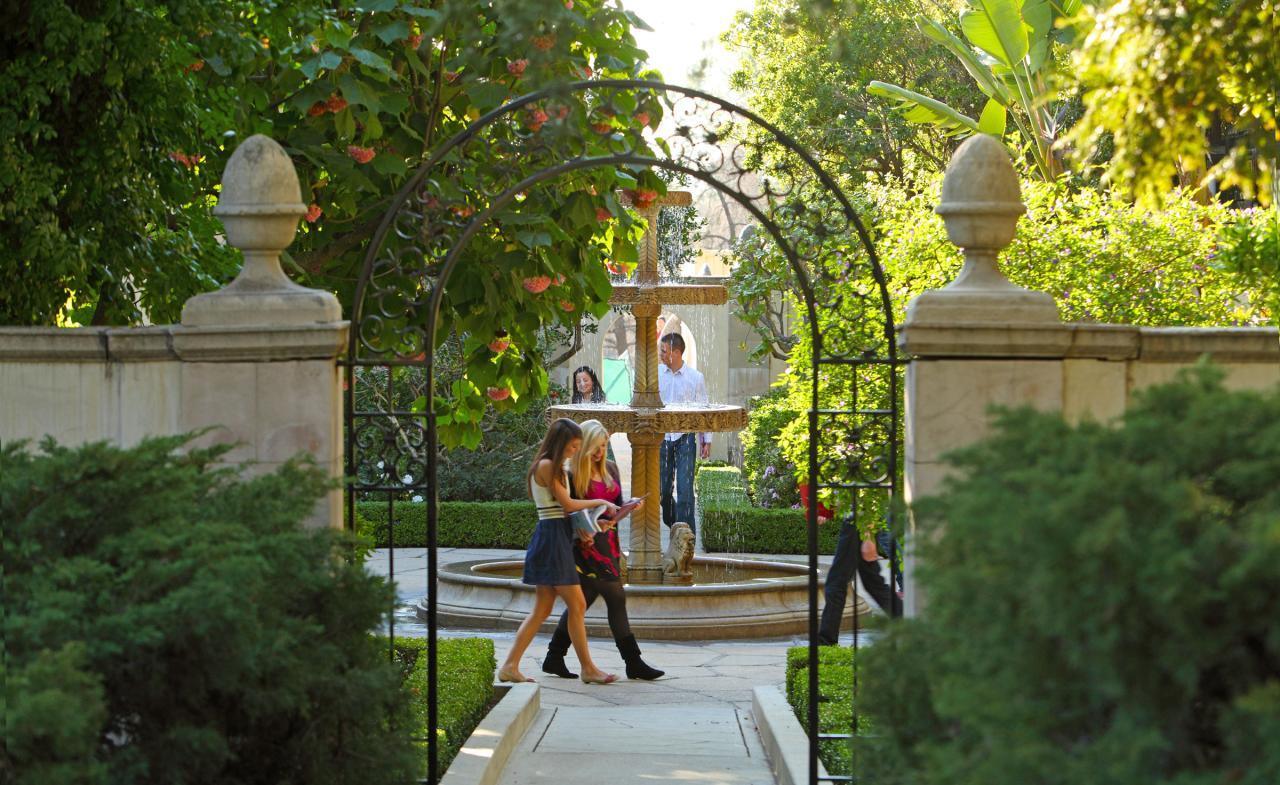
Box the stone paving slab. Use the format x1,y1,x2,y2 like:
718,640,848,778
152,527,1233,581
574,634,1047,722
504,705,775,785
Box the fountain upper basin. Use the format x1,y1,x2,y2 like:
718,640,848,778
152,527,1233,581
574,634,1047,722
421,555,868,640
545,403,748,435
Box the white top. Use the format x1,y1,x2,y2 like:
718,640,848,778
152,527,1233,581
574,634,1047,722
530,470,566,519
658,362,711,445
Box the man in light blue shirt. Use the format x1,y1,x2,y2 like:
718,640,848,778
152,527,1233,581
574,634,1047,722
658,333,710,536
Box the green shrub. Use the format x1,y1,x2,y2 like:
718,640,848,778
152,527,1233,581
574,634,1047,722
1212,207,1280,321
871,175,1270,326
358,501,536,548
1,435,419,785
785,646,870,777
697,466,840,554
857,366,1280,785
740,387,801,508
392,637,496,777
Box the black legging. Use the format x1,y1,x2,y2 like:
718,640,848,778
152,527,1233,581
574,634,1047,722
548,576,631,653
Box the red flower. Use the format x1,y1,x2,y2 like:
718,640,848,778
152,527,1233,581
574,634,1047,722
307,101,327,117
552,104,570,120
168,151,200,169
590,121,613,134
488,335,511,352
633,111,650,127
555,274,566,285
305,203,323,223
486,386,511,401
559,300,575,312
565,0,574,8
580,65,593,78
522,276,552,293
507,59,528,77
525,107,548,132
346,145,375,164
407,33,423,49
450,204,475,218
531,34,556,52
633,188,658,208
325,94,348,113
595,207,612,221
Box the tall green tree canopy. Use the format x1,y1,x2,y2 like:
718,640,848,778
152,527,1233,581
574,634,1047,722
723,0,984,184
1069,0,1278,206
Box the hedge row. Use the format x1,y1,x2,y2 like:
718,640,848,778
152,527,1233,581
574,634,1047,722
785,645,868,778
698,466,840,554
357,501,536,548
392,637,496,776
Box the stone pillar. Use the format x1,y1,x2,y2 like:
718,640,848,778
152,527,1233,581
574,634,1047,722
630,301,663,408
178,135,348,529
627,429,665,584
899,135,1067,615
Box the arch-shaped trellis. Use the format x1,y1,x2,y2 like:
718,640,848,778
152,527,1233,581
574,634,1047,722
342,80,903,785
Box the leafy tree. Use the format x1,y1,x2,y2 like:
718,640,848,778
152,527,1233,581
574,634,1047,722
3,0,664,445
868,0,1084,181
2,435,419,785
0,0,287,326
1068,0,1278,206
723,0,983,184
857,366,1280,785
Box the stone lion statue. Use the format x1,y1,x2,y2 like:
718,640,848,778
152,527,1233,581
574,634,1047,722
662,522,695,580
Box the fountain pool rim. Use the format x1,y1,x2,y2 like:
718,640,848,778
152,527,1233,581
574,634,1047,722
440,556,814,595
421,554,869,640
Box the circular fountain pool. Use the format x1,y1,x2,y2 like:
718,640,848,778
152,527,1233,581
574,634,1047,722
420,556,869,640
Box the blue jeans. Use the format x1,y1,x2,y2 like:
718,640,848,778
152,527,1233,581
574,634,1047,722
659,434,697,535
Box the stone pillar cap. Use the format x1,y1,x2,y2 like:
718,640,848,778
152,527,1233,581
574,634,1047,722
213,134,307,217
936,135,1025,217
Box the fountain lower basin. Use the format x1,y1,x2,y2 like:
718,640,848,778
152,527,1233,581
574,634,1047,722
421,556,869,640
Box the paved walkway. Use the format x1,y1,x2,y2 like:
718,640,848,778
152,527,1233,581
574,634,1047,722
368,547,877,785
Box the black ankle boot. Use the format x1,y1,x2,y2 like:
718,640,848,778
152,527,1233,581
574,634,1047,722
541,628,577,679
617,634,664,680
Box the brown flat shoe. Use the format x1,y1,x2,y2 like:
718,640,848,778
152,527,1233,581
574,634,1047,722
497,668,535,683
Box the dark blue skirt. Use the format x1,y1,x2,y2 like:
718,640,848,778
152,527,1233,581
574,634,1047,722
522,516,579,586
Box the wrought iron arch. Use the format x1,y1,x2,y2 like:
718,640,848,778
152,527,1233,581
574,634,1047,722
343,80,903,785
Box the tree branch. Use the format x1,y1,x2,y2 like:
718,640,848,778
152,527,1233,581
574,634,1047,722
295,216,384,275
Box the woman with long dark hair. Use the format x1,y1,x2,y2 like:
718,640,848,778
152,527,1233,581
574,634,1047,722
571,365,606,404
497,418,619,684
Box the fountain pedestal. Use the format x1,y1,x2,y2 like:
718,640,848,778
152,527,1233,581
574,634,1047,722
547,190,748,584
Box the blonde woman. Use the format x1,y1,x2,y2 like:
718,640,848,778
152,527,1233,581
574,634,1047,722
541,420,665,680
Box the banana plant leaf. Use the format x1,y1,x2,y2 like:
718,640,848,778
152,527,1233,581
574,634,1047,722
867,81,980,137
960,0,1031,68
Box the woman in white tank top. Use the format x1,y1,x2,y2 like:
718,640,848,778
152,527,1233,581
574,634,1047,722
497,418,619,684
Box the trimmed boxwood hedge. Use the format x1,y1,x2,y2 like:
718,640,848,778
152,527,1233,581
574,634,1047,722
698,466,840,554
392,636,496,776
358,501,535,548
785,645,868,777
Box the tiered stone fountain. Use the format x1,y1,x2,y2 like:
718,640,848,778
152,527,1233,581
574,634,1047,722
423,191,868,639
